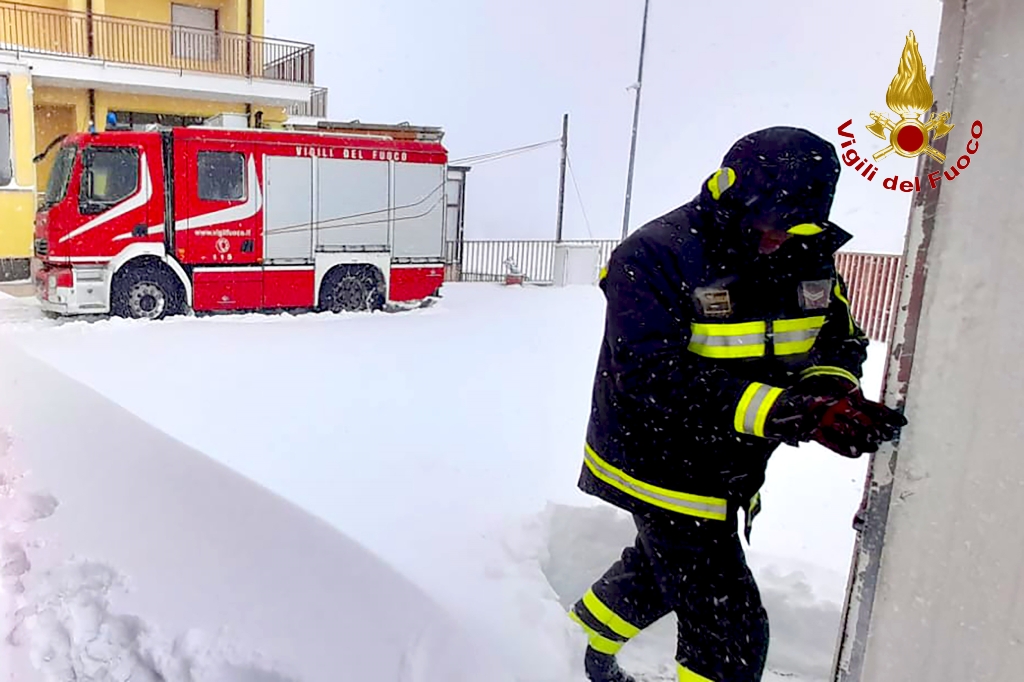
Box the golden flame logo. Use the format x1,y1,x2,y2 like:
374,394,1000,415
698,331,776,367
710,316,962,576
866,31,954,163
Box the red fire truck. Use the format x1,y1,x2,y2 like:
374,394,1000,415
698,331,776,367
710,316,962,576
32,124,449,319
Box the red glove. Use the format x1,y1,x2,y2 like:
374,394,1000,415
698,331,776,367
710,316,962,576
810,395,908,458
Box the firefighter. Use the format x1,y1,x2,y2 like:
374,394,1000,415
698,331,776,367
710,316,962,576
570,126,907,682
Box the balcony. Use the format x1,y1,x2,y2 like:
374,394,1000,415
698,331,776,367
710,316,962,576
0,1,314,84
287,86,327,118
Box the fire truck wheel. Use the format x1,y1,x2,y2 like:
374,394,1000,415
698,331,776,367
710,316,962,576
320,265,385,313
111,265,183,320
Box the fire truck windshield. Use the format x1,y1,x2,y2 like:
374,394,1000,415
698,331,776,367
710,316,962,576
41,144,77,209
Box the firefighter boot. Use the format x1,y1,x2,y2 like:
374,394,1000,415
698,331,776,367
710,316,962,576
584,647,638,682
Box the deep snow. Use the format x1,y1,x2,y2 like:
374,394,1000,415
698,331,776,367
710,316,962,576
0,344,518,682
0,283,883,681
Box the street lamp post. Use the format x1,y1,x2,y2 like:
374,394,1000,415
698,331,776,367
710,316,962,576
620,0,650,241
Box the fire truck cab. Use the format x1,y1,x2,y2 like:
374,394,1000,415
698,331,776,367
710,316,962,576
32,124,450,318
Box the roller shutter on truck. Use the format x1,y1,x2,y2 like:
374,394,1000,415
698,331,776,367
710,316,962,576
316,158,391,252
391,161,446,260
263,155,314,263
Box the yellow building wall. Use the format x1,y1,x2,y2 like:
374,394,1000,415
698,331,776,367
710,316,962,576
104,0,256,34
0,191,36,260
0,72,38,260
34,86,90,130
17,0,265,34
34,103,78,196
250,0,264,36
21,0,72,9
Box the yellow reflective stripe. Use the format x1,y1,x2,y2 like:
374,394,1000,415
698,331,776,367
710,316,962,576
773,316,826,332
787,222,824,236
692,320,765,336
583,444,729,520
707,167,736,200
834,281,856,336
801,365,860,386
678,663,714,681
734,382,783,437
582,589,641,639
689,317,829,358
689,320,766,359
568,610,624,654
734,384,759,434
773,315,826,356
599,265,608,280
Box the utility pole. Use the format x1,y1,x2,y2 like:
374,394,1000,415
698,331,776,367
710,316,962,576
555,113,569,242
620,0,650,241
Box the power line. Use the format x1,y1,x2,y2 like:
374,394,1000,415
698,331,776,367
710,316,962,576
450,138,561,166
567,153,593,239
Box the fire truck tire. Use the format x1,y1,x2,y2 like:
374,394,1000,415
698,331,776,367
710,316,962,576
111,264,184,321
319,265,385,313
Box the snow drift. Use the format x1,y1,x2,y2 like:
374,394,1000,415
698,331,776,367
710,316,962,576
0,283,880,681
0,338,516,682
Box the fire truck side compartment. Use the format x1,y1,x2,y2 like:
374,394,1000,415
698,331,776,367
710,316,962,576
392,162,446,260
263,155,314,263
316,158,390,251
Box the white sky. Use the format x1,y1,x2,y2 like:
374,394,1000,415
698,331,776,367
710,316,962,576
266,0,945,253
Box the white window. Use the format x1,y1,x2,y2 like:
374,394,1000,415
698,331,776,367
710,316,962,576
171,4,218,61
0,75,12,187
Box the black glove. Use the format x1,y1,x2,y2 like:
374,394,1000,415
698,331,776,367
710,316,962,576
762,384,844,445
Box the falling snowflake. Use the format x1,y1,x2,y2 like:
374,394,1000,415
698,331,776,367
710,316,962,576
775,150,806,171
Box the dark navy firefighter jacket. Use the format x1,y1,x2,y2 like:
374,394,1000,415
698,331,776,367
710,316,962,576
578,127,869,535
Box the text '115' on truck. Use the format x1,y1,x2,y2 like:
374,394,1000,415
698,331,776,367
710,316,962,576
32,123,452,319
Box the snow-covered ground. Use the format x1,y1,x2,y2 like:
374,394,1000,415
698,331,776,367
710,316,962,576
0,284,881,681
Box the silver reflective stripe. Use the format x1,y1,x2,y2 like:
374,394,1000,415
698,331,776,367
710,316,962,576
582,448,727,518
774,328,821,345
689,333,763,347
742,384,777,435
717,169,732,196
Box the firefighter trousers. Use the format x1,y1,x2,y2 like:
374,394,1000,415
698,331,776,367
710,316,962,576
570,509,769,682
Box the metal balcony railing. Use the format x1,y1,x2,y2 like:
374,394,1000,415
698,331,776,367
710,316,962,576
0,1,314,84
287,87,328,118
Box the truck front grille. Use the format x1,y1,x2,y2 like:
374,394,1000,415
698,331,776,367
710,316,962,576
34,238,48,257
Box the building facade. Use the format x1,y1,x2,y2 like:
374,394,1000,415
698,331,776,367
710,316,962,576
0,0,326,280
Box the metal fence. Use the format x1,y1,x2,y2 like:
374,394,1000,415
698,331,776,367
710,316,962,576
287,87,328,118
835,251,903,344
445,239,619,284
0,1,315,84
445,239,904,343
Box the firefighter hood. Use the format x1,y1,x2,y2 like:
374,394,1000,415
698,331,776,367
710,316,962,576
699,126,842,254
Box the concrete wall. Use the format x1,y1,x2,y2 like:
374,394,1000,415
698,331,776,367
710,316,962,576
833,1,1024,680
